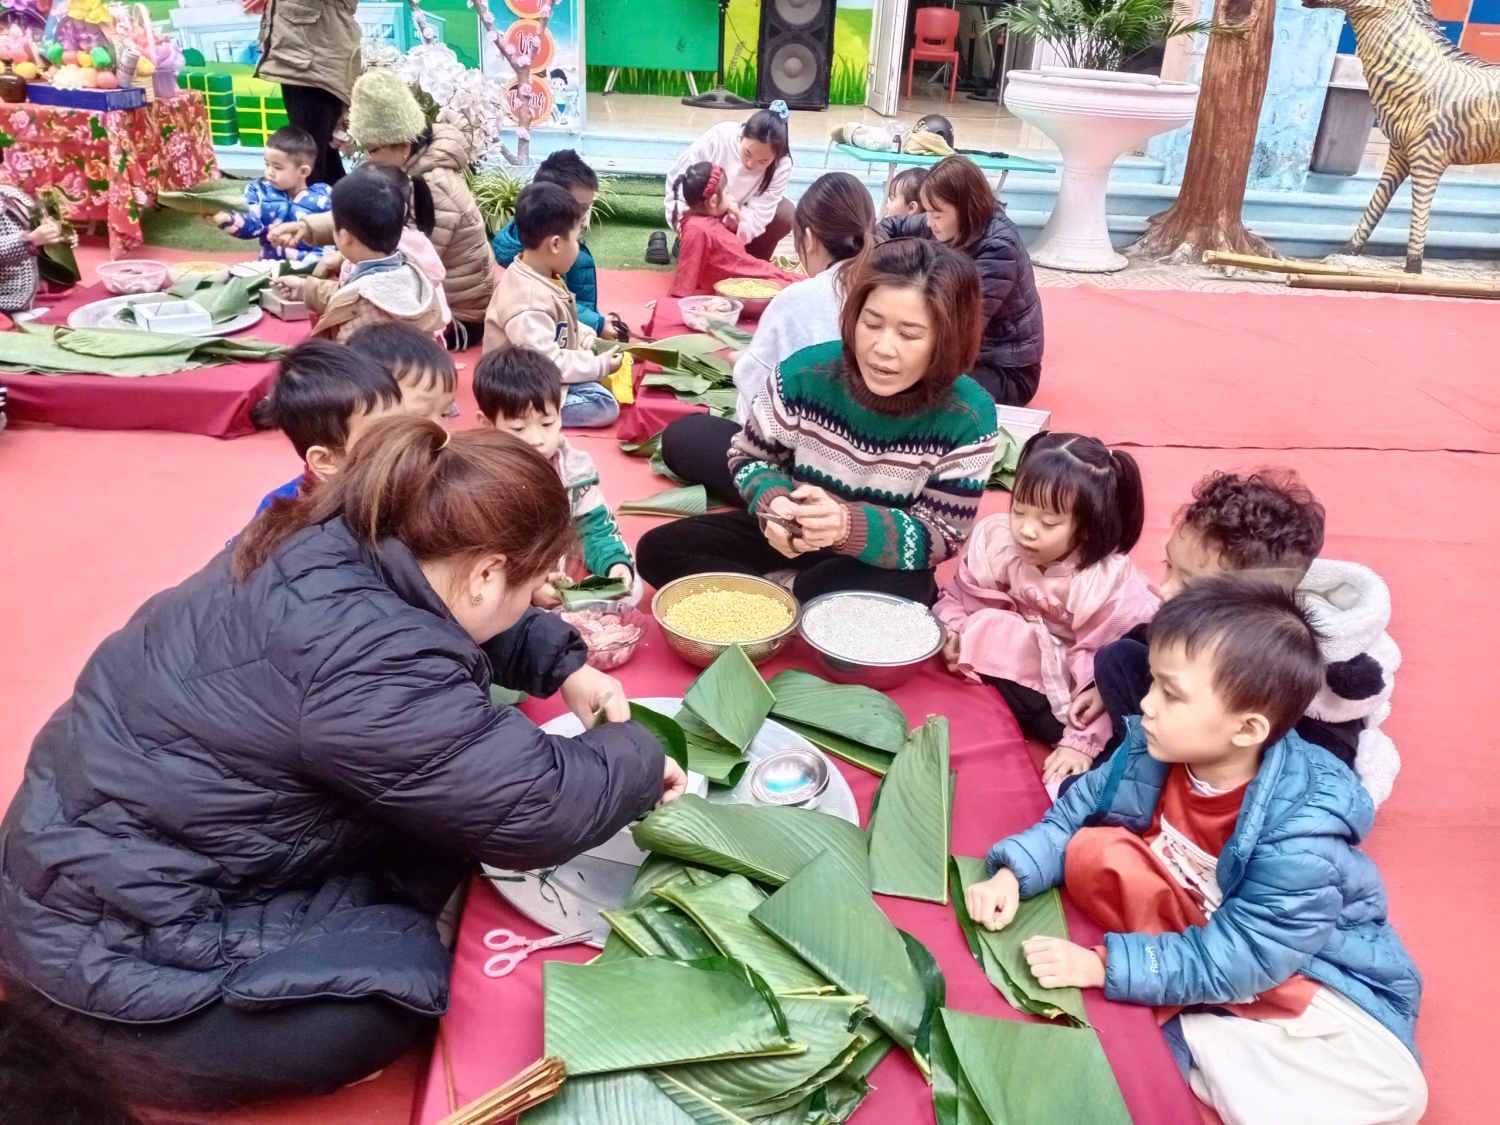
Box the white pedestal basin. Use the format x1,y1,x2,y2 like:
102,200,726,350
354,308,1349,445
1004,67,1200,272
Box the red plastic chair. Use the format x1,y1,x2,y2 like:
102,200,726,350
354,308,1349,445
906,7,961,102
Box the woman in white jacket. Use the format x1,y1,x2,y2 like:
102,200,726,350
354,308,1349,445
657,172,875,499
663,104,794,260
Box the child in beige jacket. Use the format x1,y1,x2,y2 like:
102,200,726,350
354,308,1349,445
483,182,622,428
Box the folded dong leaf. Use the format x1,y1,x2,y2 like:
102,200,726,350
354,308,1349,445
652,873,832,996
652,994,869,1109
619,431,664,458
674,705,749,787
771,717,895,776
750,852,938,1071
767,670,910,755
543,956,802,1076
630,795,871,892
624,333,723,367
617,484,709,518
628,703,690,778
949,856,1089,1027
868,717,952,904
930,1007,1130,1125
684,645,775,752
154,178,249,214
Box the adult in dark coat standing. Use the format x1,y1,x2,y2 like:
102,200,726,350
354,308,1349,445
880,155,1044,406
0,419,683,1111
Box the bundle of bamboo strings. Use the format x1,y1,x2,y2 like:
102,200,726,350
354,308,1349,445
434,1057,565,1125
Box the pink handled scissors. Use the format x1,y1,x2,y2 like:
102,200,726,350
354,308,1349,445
482,927,593,978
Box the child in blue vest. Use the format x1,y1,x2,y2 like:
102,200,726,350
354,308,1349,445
967,575,1426,1125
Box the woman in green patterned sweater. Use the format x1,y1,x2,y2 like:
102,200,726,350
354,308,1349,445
636,239,1000,604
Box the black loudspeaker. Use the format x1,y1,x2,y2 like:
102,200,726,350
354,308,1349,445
757,0,837,111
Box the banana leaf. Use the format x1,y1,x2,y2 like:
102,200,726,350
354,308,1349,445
949,856,1089,1027
767,670,910,755
736,1020,886,1118
679,388,742,418
750,852,940,1071
193,274,256,324
868,717,952,904
654,994,869,1110
681,352,734,385
155,178,249,215
645,370,716,396
986,427,1023,493
631,794,871,892
706,320,753,349
653,873,832,996
618,484,709,518
675,705,749,786
38,242,80,287
620,431,663,457
629,703,690,778
624,333,723,367
684,644,774,752
0,324,287,378
520,1069,702,1125
773,717,894,776
625,853,723,910
558,574,629,606
929,1008,1130,1125
489,684,528,706
543,956,801,1076
591,930,641,963
639,904,720,961
601,903,673,957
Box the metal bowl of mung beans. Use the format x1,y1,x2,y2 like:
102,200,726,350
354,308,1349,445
797,591,947,690
651,573,801,667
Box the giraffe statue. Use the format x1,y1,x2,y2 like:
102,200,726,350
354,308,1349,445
1305,0,1500,272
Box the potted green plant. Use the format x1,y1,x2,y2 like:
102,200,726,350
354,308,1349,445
992,0,1211,271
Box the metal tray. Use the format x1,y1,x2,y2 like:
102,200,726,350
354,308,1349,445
68,294,264,337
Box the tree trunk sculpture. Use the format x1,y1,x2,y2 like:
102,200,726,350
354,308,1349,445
1138,0,1279,262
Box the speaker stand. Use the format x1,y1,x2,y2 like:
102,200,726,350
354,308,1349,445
683,0,754,109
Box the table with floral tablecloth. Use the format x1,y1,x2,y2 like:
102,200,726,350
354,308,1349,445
0,92,217,257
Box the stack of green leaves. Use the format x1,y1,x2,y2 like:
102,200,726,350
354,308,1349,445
554,574,630,607
627,333,740,418
868,718,953,903
986,427,1023,492
949,856,1089,1026
930,1007,1130,1125
766,670,911,776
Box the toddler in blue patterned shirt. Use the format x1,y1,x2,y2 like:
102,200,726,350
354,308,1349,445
210,127,331,263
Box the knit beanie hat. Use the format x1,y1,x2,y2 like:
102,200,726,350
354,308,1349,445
349,68,426,150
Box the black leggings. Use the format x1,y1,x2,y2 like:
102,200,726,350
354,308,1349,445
8,981,432,1111
660,413,746,506
281,84,348,188
969,361,1042,407
984,676,1066,746
636,509,938,605
744,197,796,261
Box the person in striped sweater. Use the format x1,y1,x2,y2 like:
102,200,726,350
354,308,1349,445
636,239,1000,605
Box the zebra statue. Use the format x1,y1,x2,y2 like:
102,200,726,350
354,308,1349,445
1306,0,1500,272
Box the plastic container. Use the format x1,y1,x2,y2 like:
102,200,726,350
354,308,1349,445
678,294,743,333
132,298,212,335
555,601,649,671
96,258,168,294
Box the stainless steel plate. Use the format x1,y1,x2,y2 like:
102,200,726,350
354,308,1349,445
67,294,264,337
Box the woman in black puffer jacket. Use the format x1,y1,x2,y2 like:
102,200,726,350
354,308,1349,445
0,417,683,1111
880,155,1043,406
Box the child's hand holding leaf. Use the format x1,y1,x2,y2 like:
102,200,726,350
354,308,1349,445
1023,936,1105,989
965,867,1020,931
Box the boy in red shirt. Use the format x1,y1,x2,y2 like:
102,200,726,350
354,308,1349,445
967,576,1426,1125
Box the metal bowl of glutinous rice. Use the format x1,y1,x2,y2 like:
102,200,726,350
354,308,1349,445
798,591,946,690
652,573,801,667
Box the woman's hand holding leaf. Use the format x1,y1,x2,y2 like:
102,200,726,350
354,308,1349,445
532,570,568,609
965,867,1020,932
561,665,630,727
1022,936,1105,990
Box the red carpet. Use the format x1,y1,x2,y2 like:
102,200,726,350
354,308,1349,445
0,272,1495,1124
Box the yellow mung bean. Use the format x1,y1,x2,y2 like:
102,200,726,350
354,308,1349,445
717,278,783,299
662,589,793,643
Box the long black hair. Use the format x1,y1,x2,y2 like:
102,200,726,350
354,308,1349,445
1012,432,1146,568
404,124,438,237
794,172,874,264
670,161,721,227
742,108,790,196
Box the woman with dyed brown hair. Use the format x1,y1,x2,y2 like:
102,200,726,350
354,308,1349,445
881,155,1044,407
0,417,684,1110
638,238,1002,605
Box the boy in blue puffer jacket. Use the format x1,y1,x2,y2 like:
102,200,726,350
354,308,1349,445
967,575,1426,1125
491,150,620,339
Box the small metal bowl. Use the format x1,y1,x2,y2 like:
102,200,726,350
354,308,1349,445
651,573,800,668
797,591,947,691
750,749,830,806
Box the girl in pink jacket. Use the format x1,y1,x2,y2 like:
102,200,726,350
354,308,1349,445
935,433,1158,786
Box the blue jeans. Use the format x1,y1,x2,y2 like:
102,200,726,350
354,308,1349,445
561,381,620,428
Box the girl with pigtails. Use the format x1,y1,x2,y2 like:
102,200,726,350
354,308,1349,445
666,159,801,299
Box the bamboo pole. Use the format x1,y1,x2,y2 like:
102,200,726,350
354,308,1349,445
1202,251,1392,277
434,1057,566,1125
1287,273,1500,299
